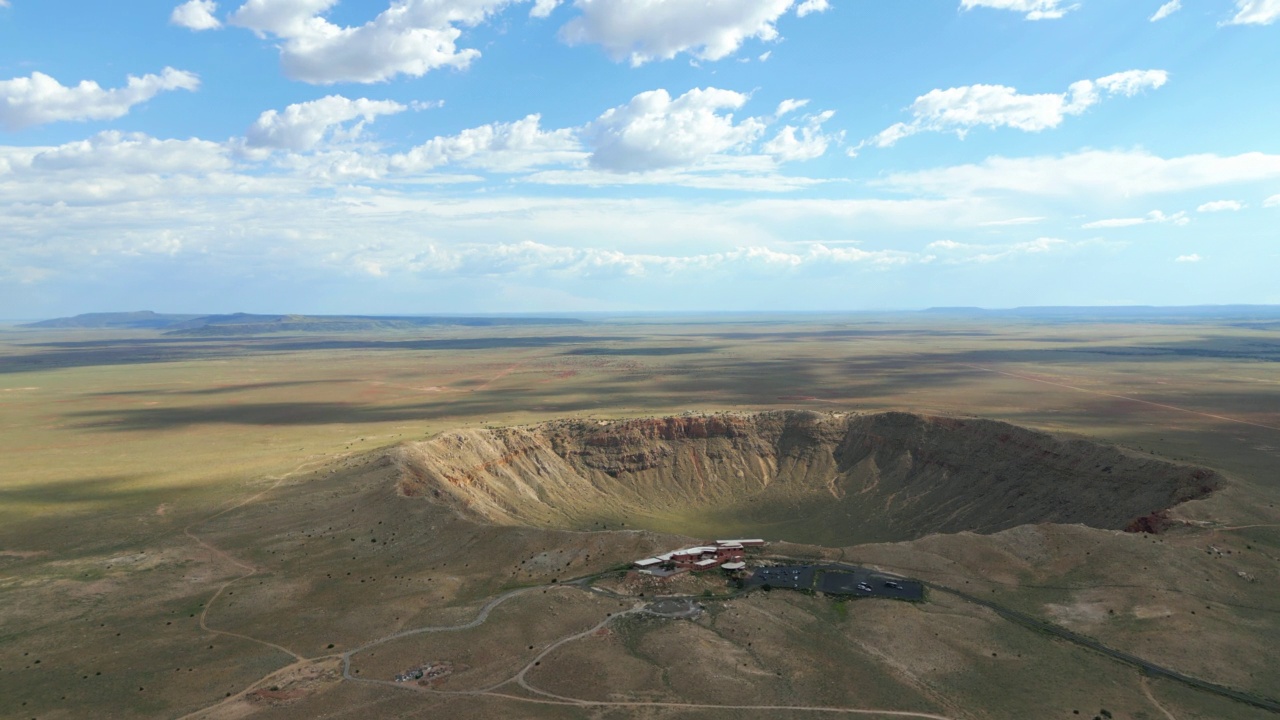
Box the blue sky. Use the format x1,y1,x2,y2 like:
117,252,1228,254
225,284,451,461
2,0,1278,317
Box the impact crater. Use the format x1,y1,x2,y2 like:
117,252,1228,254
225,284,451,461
397,411,1220,546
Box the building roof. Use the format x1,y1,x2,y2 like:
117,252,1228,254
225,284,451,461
693,558,721,568
721,562,746,570
633,557,663,567
717,539,765,545
672,546,717,557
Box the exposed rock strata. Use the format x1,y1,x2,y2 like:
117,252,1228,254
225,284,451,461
397,411,1220,545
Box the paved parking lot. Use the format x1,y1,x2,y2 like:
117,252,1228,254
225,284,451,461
747,565,817,590
744,564,923,601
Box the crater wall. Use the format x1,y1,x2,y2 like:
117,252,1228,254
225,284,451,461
396,411,1220,546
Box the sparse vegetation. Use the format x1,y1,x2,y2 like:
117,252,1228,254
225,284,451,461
1,318,1277,719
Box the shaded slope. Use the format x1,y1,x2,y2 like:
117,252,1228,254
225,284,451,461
397,411,1220,546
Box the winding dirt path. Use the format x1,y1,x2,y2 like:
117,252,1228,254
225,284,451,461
176,456,349,720
342,601,963,720
182,462,322,663
339,587,539,681
1143,676,1180,720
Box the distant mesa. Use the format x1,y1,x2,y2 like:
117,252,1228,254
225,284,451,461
22,311,204,329
397,411,1220,547
22,311,585,335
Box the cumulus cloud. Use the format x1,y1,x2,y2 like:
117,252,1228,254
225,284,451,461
530,0,561,16
1175,253,1202,262
865,69,1167,148
774,98,809,118
227,85,834,183
1225,0,1280,25
1197,199,1244,212
227,0,516,84
1266,194,1280,207
762,110,839,162
959,0,1079,20
559,0,799,65
523,165,825,191
0,131,238,205
0,68,199,131
245,95,407,151
171,0,222,29
924,237,1099,263
392,114,583,173
1150,0,1181,21
881,149,1280,199
1082,210,1188,228
584,87,765,171
20,131,230,174
386,239,918,279
795,0,830,17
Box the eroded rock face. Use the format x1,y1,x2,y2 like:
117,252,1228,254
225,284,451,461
396,411,1220,546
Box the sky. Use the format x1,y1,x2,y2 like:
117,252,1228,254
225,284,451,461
1,0,1278,317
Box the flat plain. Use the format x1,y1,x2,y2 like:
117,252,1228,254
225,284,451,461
1,315,1278,720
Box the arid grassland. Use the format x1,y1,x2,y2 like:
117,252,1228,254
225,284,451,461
1,317,1277,720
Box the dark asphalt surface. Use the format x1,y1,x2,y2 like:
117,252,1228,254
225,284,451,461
745,564,925,601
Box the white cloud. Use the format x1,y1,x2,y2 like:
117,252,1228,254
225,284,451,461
795,0,830,17
1175,253,1202,262
1150,0,1181,21
762,110,838,162
383,239,919,279
558,0,796,65
925,236,1087,263
171,0,222,30
0,68,199,131
227,0,516,84
19,131,230,174
1266,194,1280,207
1091,69,1170,97
882,149,1280,198
393,114,583,173
0,131,239,205
959,0,1079,20
584,87,765,171
524,163,825,192
1225,0,1280,25
1082,210,1188,228
978,216,1045,226
530,0,561,16
1197,199,1244,212
865,69,1167,148
774,98,809,117
245,95,407,151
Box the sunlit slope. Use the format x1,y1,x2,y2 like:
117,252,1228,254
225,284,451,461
397,411,1220,545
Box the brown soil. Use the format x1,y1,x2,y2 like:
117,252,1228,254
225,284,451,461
396,411,1221,546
